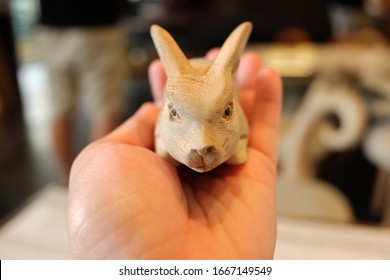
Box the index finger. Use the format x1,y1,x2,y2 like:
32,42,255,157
249,68,283,163
148,59,166,105
101,102,159,149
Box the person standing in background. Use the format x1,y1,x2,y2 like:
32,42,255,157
36,0,128,185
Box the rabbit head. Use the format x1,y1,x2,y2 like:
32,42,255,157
151,22,252,172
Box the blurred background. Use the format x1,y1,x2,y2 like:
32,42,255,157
1,0,390,259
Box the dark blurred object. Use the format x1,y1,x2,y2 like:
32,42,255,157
123,0,332,81
332,0,364,6
1,2,53,221
39,0,129,27
237,0,331,43
364,0,390,40
318,147,379,222
0,117,41,221
126,0,332,53
365,0,390,16
275,27,311,43
0,3,22,120
328,0,371,40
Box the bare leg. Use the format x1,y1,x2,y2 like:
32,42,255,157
52,116,73,185
90,115,118,141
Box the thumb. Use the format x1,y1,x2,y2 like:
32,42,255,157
102,102,160,149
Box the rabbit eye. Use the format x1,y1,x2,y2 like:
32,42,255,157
223,102,233,120
169,106,180,121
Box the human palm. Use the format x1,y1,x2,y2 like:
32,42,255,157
68,52,282,259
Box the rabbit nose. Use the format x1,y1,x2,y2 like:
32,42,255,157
196,146,215,157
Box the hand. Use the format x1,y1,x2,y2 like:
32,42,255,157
68,51,282,259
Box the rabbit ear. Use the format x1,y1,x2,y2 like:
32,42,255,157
151,25,192,77
209,22,252,75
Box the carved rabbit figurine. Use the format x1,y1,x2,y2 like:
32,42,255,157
150,22,252,172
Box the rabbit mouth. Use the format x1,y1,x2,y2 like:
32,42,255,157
187,148,219,172
188,163,214,173
187,157,217,172
187,158,211,172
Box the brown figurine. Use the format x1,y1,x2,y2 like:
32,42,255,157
150,22,252,172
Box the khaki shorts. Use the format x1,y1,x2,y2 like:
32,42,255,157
36,26,127,120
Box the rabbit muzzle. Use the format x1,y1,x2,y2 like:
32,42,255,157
187,145,219,172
